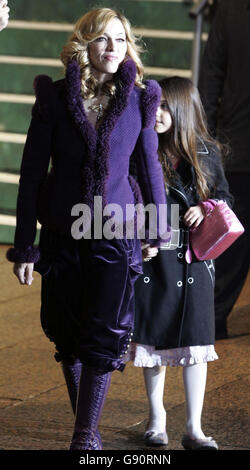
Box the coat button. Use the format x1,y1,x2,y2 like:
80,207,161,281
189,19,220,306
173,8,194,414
144,276,150,283
188,277,194,284
177,280,182,287
178,252,183,259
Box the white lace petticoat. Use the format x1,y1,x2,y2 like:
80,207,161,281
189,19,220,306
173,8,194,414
124,343,218,367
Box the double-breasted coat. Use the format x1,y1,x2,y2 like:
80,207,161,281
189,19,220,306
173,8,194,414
133,142,233,349
7,59,168,372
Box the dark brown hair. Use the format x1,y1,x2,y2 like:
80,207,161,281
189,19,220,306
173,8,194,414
158,76,221,200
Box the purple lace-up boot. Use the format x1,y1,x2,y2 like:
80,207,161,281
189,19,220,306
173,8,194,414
70,366,112,450
61,359,103,449
61,359,82,414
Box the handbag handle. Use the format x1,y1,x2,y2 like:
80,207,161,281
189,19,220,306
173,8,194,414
199,199,218,217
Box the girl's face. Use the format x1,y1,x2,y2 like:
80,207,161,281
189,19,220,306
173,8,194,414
88,18,127,75
155,93,172,134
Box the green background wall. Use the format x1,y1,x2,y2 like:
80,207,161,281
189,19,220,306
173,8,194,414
0,0,205,244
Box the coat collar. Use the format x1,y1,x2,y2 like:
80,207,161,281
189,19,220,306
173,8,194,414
169,140,210,205
65,58,137,145
65,58,137,207
197,138,209,155
173,139,210,189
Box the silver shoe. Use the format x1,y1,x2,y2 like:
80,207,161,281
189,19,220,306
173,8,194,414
181,434,218,450
144,430,168,446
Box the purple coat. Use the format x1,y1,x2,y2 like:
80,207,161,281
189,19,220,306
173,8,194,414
7,59,167,263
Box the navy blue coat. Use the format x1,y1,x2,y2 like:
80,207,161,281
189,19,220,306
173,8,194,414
133,142,233,348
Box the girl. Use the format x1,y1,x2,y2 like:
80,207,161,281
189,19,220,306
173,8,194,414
128,77,233,450
6,9,167,450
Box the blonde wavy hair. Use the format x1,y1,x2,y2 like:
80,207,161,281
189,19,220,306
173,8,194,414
61,8,145,98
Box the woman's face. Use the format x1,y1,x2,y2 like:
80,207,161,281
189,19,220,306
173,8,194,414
155,93,172,134
88,18,127,75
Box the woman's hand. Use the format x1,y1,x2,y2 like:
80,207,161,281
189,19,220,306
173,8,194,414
141,243,158,261
183,205,205,229
13,262,34,285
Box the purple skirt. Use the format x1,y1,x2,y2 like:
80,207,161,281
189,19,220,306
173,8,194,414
35,227,142,373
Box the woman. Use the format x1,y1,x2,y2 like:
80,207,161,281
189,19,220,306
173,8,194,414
6,9,167,450
128,77,233,450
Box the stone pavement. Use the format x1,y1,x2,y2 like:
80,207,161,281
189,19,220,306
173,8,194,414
0,245,249,453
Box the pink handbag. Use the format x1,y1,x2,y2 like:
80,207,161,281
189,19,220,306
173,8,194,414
189,199,245,261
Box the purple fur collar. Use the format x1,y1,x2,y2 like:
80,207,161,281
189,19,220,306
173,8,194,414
65,59,137,207
65,58,137,137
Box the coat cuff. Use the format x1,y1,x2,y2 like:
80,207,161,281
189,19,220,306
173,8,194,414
143,228,171,248
6,246,40,263
143,238,162,248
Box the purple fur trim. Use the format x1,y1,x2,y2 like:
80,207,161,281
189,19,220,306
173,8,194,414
65,59,137,209
6,246,40,263
128,175,143,205
65,61,97,211
95,59,137,205
141,80,161,128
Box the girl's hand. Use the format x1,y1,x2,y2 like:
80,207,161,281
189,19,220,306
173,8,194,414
13,262,34,285
141,243,158,261
183,205,205,228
